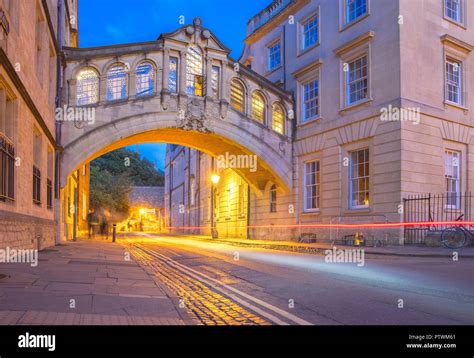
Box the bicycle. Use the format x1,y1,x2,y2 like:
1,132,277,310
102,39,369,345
440,214,471,249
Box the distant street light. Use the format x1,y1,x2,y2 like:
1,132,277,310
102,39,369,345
211,174,220,185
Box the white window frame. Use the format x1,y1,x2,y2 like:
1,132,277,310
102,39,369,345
304,160,320,212
444,0,464,25
302,78,319,122
345,55,369,106
445,150,461,209
445,58,463,106
349,148,370,209
345,0,369,25
301,12,319,51
267,41,281,72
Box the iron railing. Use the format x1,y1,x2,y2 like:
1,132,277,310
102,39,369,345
403,193,473,245
0,132,15,201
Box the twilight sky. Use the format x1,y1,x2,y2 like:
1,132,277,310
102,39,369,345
79,0,269,170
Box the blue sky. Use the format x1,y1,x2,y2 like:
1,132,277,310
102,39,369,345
79,0,269,170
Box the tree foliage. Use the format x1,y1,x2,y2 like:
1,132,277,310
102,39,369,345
89,148,164,216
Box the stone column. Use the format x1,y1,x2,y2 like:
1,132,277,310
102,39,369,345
162,48,170,93
179,49,187,96
205,56,213,98
128,63,136,98
99,73,107,105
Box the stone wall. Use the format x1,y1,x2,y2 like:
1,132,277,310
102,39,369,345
0,210,55,250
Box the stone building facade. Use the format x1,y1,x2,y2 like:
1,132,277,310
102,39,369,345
0,0,78,250
167,0,474,244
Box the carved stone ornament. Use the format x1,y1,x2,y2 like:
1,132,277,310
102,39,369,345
176,98,212,133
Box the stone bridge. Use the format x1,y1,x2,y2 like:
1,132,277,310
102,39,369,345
60,17,294,193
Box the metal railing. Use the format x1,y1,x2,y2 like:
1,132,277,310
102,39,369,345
0,132,15,201
403,193,473,245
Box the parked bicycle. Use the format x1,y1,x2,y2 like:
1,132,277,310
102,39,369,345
440,214,472,249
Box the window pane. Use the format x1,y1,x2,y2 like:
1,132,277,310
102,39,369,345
268,42,281,70
303,15,318,50
252,92,265,123
211,66,220,99
169,57,178,93
186,47,203,96
346,0,367,23
136,62,154,97
349,148,369,208
230,80,245,112
347,56,368,105
107,64,127,101
304,161,320,210
303,79,319,121
76,68,99,105
272,103,285,134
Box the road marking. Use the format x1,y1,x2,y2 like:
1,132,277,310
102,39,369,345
132,242,313,326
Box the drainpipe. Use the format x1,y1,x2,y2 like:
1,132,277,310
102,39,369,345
54,0,64,245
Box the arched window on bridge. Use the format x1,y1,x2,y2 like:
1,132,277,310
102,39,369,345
76,68,99,106
135,61,155,97
230,79,245,112
272,103,285,135
186,46,204,97
106,63,127,101
251,91,266,123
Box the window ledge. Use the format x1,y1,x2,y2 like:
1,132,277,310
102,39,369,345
339,98,373,114
444,100,468,112
298,42,320,58
443,16,467,30
340,13,370,33
297,116,321,128
301,209,321,215
265,65,282,76
343,207,371,215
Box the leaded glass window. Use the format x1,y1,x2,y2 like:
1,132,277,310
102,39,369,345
136,62,154,97
251,92,265,123
76,68,99,106
230,79,245,112
272,103,285,134
107,64,127,101
186,47,204,97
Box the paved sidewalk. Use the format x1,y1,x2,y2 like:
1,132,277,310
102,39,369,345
141,233,474,258
0,240,195,325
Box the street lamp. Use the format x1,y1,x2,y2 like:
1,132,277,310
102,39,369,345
210,174,220,239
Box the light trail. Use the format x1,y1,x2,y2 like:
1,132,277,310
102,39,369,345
161,221,474,230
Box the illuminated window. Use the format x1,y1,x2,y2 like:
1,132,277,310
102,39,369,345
76,68,99,106
446,59,462,105
304,161,320,211
270,184,277,213
169,57,178,93
349,148,369,209
251,92,265,123
272,103,285,134
186,47,204,97
211,66,220,99
107,64,127,101
230,79,245,112
346,0,367,24
135,62,155,97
